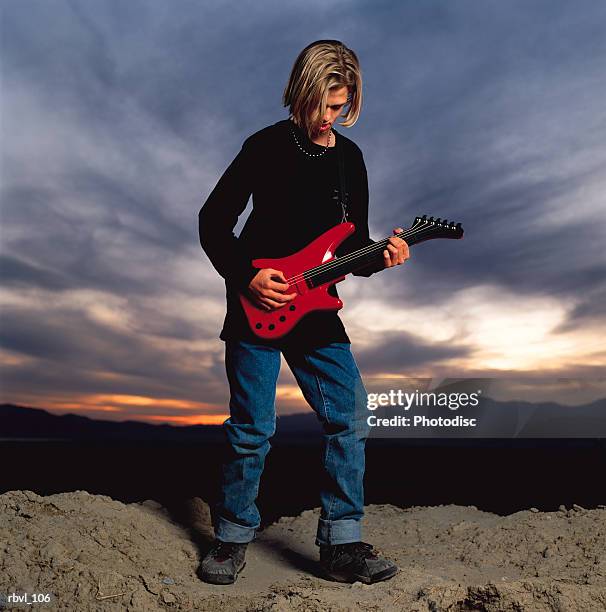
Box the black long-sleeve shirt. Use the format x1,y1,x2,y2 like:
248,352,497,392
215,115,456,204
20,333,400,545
198,118,384,350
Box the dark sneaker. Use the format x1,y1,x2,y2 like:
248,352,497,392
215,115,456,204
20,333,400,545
198,540,248,585
319,541,398,584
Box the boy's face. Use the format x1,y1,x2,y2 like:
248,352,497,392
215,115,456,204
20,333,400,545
310,85,349,138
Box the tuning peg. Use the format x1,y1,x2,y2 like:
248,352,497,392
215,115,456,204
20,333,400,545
436,217,442,224
455,222,461,229
443,218,449,225
421,214,427,221
428,216,434,223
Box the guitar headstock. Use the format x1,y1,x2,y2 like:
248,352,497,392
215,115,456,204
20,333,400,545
411,215,464,240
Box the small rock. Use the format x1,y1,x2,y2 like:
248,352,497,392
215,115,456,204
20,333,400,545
141,500,162,510
161,576,175,585
529,507,540,513
572,504,585,512
161,591,176,604
598,504,606,509
558,505,567,512
140,574,160,595
23,491,42,502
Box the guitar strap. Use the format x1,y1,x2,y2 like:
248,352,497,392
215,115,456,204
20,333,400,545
336,134,349,222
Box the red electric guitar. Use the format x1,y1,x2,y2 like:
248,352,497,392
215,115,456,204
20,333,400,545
239,215,463,339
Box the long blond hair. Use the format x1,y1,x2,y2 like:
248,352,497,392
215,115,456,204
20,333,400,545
283,40,362,141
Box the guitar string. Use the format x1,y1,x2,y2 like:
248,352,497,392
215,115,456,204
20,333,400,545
283,226,419,284
289,227,419,283
283,223,457,285
286,225,436,284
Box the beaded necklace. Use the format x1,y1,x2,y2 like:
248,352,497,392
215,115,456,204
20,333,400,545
289,121,333,158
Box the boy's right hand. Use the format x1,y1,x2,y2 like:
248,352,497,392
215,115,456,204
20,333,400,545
248,268,297,311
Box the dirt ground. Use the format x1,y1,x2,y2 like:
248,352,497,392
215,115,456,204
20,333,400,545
1,490,605,611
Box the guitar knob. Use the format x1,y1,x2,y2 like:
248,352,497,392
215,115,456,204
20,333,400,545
289,305,296,311
255,323,262,329
268,324,275,331
279,316,286,322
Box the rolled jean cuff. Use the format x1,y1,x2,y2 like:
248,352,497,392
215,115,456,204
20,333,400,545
315,518,362,546
215,515,257,543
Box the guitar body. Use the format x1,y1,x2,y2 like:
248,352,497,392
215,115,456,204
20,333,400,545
238,214,464,340
239,222,356,340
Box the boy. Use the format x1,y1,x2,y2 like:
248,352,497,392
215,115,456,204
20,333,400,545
198,40,408,585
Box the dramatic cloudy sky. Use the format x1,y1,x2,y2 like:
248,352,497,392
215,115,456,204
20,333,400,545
1,1,605,424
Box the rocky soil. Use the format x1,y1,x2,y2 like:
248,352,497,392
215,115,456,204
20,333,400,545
1,490,605,611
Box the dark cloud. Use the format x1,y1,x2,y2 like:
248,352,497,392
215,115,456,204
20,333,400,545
0,304,226,403
554,285,606,333
0,255,73,291
355,331,471,375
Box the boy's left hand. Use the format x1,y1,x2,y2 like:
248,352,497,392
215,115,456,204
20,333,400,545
383,227,410,268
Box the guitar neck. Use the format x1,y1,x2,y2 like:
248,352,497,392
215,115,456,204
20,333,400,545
304,218,462,288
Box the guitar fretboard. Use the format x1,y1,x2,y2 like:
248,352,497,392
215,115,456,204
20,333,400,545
303,218,461,288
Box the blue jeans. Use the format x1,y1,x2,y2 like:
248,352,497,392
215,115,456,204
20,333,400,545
214,339,370,546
